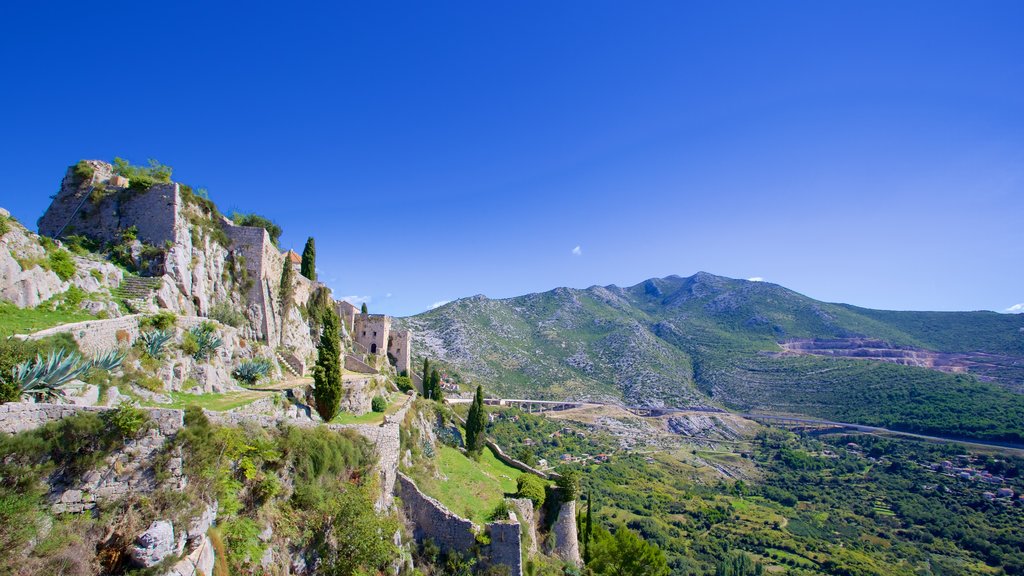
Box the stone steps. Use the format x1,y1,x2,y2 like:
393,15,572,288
275,350,304,377
112,277,163,313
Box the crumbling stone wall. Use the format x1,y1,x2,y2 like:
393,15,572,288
551,499,581,566
396,473,478,555
336,300,358,333
388,329,411,374
397,472,523,575
487,515,523,576
0,403,185,514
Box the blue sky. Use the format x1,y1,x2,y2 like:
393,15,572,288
1,1,1021,316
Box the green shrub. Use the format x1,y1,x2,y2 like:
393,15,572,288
113,157,173,190
46,248,76,281
516,473,547,508
180,331,199,356
209,302,246,328
73,160,95,182
0,216,10,238
230,213,282,247
104,403,151,439
371,395,387,413
186,323,222,360
61,234,101,255
488,499,512,521
396,375,413,393
556,467,581,502
140,311,176,332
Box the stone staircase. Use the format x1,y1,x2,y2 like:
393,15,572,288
112,276,163,312
275,350,305,377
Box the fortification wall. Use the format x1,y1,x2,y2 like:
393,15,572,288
336,300,357,333
0,402,183,436
0,403,186,513
487,516,523,576
24,314,238,356
388,329,411,374
39,163,180,250
551,500,581,566
396,473,477,555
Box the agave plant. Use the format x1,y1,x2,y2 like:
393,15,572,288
89,348,128,372
232,357,273,385
11,349,90,402
138,329,173,359
188,324,223,361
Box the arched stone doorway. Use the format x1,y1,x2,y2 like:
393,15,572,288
370,343,377,354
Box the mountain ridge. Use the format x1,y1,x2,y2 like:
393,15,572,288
399,272,1024,442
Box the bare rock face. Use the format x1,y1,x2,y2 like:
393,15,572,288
1,208,124,310
130,520,182,568
0,217,65,307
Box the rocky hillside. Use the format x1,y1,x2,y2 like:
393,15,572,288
401,273,1024,442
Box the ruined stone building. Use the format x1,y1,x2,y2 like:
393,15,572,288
36,160,411,372
351,311,411,374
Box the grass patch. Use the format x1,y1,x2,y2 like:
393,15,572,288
0,301,93,335
331,410,385,426
330,394,406,426
413,445,521,524
154,391,270,411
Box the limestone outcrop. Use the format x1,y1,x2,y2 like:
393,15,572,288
0,209,122,309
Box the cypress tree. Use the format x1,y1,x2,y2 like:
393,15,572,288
279,257,294,311
300,237,316,281
278,259,294,346
360,302,368,314
422,358,430,398
465,385,487,454
312,309,342,421
584,492,593,564
430,368,443,402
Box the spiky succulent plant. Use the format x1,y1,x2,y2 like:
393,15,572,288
138,329,173,359
232,357,273,385
11,349,89,402
89,348,127,372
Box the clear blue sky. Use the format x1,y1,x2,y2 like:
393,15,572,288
1,1,1021,316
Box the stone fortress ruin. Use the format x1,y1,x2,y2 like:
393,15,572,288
36,160,412,383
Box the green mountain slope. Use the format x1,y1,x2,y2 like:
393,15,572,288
399,273,1024,442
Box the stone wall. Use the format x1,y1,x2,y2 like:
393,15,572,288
487,439,553,479
397,472,523,575
487,515,523,576
39,162,180,249
345,354,378,374
0,403,186,514
0,402,183,436
551,500,581,566
336,300,358,333
396,473,477,555
387,329,411,374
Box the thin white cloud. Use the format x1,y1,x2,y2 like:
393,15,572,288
1005,303,1024,313
571,245,582,256
747,277,764,282
430,300,450,310
340,295,371,305
385,293,393,298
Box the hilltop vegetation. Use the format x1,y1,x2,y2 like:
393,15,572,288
401,273,1024,442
